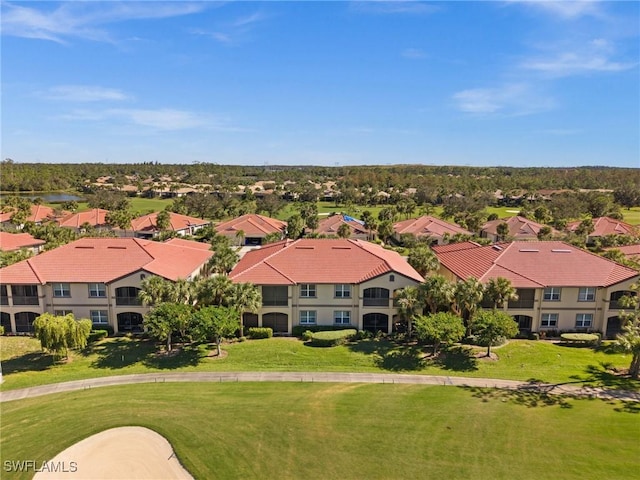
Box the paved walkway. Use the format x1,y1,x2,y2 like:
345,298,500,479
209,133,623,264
2,372,639,403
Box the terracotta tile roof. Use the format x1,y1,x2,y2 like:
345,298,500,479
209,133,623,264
431,241,483,254
605,244,640,261
215,214,286,238
0,232,46,252
482,216,549,239
57,208,110,228
163,238,212,251
316,215,368,236
0,237,213,284
566,217,636,237
230,238,423,285
130,212,210,234
434,241,638,288
0,204,58,224
393,215,471,238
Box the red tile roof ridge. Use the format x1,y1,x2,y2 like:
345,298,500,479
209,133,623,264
25,258,44,284
230,239,296,282
478,243,544,286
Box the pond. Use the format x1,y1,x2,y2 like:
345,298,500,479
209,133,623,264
0,192,85,203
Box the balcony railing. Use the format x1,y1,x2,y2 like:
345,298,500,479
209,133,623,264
115,297,142,306
363,298,390,307
12,296,39,306
262,299,288,307
507,299,535,309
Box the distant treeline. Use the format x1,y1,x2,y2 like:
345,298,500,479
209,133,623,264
1,159,638,194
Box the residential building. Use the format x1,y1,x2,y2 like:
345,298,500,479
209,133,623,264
0,238,213,335
566,217,637,245
229,238,424,334
0,204,58,227
57,208,111,232
393,215,472,245
0,232,46,253
315,214,370,240
605,244,640,264
215,213,287,246
480,216,551,242
432,241,639,338
128,212,210,239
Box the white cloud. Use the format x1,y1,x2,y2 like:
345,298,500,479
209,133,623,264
401,48,427,59
1,1,208,44
191,10,269,45
42,85,131,102
508,0,603,20
452,83,555,116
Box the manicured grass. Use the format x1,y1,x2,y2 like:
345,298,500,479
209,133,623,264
621,207,640,226
2,336,637,392
1,382,638,480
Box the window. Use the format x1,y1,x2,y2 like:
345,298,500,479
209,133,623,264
88,283,107,298
541,313,558,327
389,274,395,282
115,286,142,306
299,310,316,325
262,286,288,306
11,285,39,305
300,284,316,298
90,310,109,325
55,310,73,316
334,311,351,325
543,287,561,301
578,287,596,302
363,287,390,307
0,285,7,305
53,283,71,298
335,284,351,298
575,313,593,328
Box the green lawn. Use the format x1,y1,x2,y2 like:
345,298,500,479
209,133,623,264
1,382,638,480
2,336,637,392
621,207,640,226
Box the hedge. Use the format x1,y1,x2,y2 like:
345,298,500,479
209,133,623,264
88,329,109,343
248,327,273,339
309,329,357,347
292,325,356,337
560,333,600,346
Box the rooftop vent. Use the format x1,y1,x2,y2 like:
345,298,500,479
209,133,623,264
551,249,572,253
295,246,315,250
519,249,539,253
332,246,352,250
75,246,94,249
107,246,127,250
492,245,503,251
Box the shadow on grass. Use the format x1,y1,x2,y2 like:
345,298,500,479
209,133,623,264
462,385,574,409
346,339,479,372
1,351,56,375
569,362,640,391
87,337,205,370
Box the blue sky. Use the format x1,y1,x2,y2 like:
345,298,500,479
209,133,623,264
1,1,638,167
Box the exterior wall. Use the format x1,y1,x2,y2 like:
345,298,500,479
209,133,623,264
1,284,45,333
252,273,421,334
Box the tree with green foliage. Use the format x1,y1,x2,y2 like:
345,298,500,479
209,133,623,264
33,313,92,359
407,244,439,277
143,302,194,352
394,286,420,337
337,222,351,239
105,209,134,234
207,245,239,275
286,214,305,239
228,282,262,336
0,248,33,267
418,274,455,314
193,306,239,356
453,277,485,335
617,281,640,379
414,312,465,355
196,275,234,306
496,222,509,241
138,275,174,306
156,210,171,231
483,277,518,310
472,310,519,357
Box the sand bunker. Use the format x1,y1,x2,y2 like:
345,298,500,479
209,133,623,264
33,426,193,479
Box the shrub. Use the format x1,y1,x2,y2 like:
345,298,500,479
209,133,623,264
529,332,540,341
248,327,273,339
560,333,600,346
0,326,4,336
302,330,314,341
292,325,355,337
310,329,357,347
88,329,109,343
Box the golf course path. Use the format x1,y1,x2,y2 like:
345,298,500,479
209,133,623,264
2,372,639,402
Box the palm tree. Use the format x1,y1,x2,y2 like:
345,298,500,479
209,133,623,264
170,278,197,305
156,210,171,232
407,245,439,277
229,282,262,336
207,245,239,275
418,274,455,314
453,277,485,335
496,222,509,241
196,275,234,306
139,275,173,307
394,286,420,337
483,277,518,310
337,222,351,239
235,229,246,246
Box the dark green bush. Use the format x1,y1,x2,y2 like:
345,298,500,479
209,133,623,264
309,329,357,347
88,329,108,343
302,330,314,341
529,332,540,341
292,325,356,337
248,327,273,339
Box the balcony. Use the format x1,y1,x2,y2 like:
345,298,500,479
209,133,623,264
115,287,142,306
508,289,535,310
12,296,40,306
363,288,390,307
